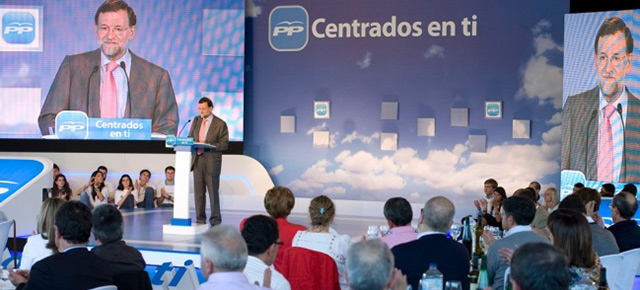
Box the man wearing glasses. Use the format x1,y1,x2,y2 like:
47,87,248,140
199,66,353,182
38,0,179,136
562,16,638,183
241,215,291,290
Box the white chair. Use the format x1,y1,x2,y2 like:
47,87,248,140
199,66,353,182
599,253,622,288
0,220,14,253
615,248,640,290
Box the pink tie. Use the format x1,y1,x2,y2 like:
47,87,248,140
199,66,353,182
197,117,208,155
100,61,119,118
598,104,616,181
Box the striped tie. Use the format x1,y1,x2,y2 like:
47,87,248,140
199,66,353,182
598,104,616,181
100,61,119,118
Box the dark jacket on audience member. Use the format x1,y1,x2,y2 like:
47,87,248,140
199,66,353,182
607,219,640,252
92,240,146,274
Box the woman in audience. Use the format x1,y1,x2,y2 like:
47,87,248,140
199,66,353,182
19,198,65,270
481,186,506,229
543,187,560,213
114,174,138,209
50,174,72,201
548,208,601,286
76,170,107,209
291,195,351,289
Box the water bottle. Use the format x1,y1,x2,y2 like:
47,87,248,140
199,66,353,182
420,263,443,290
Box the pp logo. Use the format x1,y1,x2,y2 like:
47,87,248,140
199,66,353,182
2,11,35,44
486,104,500,117
316,104,328,116
55,111,89,139
269,6,308,52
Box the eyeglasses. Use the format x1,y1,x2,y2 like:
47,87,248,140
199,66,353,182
597,53,628,69
98,26,130,35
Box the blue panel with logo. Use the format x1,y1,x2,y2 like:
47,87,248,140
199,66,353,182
0,159,44,203
269,6,308,51
2,11,35,44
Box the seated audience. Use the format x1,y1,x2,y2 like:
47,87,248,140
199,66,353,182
607,191,640,252
548,209,601,286
510,242,571,290
97,165,115,204
91,204,146,274
600,183,615,197
115,174,138,209
77,170,107,209
199,226,268,289
52,163,60,181
379,197,416,249
571,189,619,256
156,166,175,208
475,178,498,215
485,196,549,290
291,195,351,289
50,174,72,201
573,183,585,193
622,183,637,195
241,215,290,290
9,201,113,289
135,169,156,208
543,187,559,213
529,181,542,204
346,239,407,290
481,186,506,230
19,198,65,270
393,196,470,290
514,187,548,231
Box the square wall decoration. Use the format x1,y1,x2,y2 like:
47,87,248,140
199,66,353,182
280,115,295,133
485,101,502,119
313,131,330,148
468,134,487,153
381,102,398,120
417,118,435,136
451,108,468,127
314,101,330,119
380,133,398,151
513,119,531,139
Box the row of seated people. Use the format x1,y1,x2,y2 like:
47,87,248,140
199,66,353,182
50,164,175,210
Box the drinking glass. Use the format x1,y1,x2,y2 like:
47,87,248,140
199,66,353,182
445,280,463,290
379,225,390,236
366,225,379,239
449,223,462,240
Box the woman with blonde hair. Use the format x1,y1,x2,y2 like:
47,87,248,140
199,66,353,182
19,198,65,270
543,187,560,213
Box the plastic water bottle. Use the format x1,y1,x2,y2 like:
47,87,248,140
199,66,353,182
420,263,443,290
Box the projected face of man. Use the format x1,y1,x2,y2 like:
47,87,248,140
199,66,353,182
95,9,136,61
595,31,633,103
199,102,213,119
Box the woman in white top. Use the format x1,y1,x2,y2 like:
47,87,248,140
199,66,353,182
115,174,138,209
76,170,107,209
544,187,560,213
20,198,65,270
291,195,351,289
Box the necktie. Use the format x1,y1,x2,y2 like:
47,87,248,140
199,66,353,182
598,104,616,181
100,61,119,118
197,116,208,155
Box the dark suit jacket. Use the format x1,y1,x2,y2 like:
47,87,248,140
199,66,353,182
561,86,640,182
38,49,179,135
392,233,470,290
188,114,229,168
92,240,146,274
607,219,640,252
19,247,113,290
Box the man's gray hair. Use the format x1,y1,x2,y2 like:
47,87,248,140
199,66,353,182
346,240,394,290
423,196,455,233
200,225,248,272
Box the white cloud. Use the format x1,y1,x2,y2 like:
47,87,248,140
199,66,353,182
424,45,445,60
245,0,262,18
357,51,372,69
547,112,562,125
341,131,380,144
307,122,328,135
269,164,284,176
322,186,347,196
532,19,552,35
330,132,339,148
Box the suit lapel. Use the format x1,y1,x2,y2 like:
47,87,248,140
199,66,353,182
584,89,599,180
622,90,640,182
128,51,147,118
87,49,101,117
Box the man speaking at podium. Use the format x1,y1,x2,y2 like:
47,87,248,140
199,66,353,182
37,0,179,136
189,97,228,226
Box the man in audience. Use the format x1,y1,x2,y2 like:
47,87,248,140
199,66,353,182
156,166,175,207
573,182,585,193
392,196,469,290
559,193,619,256
622,183,637,195
9,201,113,289
379,197,416,249
92,204,146,273
53,163,60,180
607,191,640,252
529,181,542,203
510,242,571,290
241,215,290,290
600,183,615,197
199,226,268,289
475,178,498,215
514,188,549,230
486,196,549,290
98,165,116,204
136,169,156,208
346,239,407,290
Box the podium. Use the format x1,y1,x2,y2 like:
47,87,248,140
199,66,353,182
163,137,213,235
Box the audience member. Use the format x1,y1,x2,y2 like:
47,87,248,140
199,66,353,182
481,186,506,230
475,178,498,215
135,169,156,208
156,166,175,207
543,187,559,213
607,191,640,252
91,204,146,274
573,183,585,193
346,239,407,290
392,196,470,290
115,174,138,209
622,183,637,195
77,170,108,209
97,165,115,204
241,215,290,290
558,194,619,256
510,243,571,290
514,188,549,231
199,226,268,290
52,163,60,181
50,174,72,201
485,196,549,290
19,198,65,270
291,195,351,288
600,183,615,197
379,197,416,249
529,181,541,204
9,201,113,289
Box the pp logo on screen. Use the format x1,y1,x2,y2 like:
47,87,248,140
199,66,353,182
55,111,89,139
269,6,308,52
316,104,327,116
2,12,35,44
486,104,499,117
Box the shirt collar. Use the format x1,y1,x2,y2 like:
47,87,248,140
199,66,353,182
417,231,446,239
389,225,416,234
62,245,87,253
599,86,628,118
503,225,532,238
100,49,132,73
